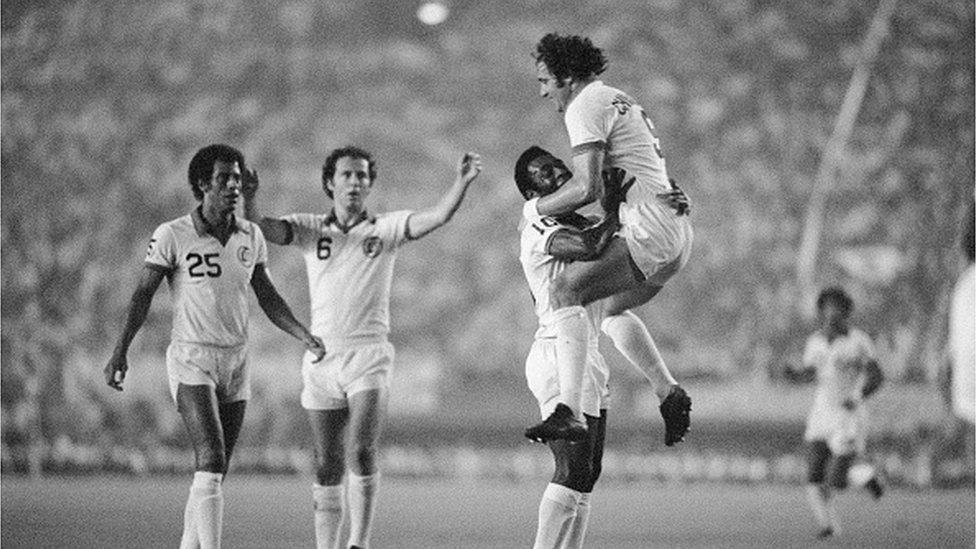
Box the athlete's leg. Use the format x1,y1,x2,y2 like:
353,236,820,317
345,389,387,549
533,431,593,549
217,400,247,476
308,408,350,549
542,238,644,431
177,384,229,549
805,440,839,538
563,411,607,549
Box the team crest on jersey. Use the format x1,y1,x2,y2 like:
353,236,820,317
362,236,383,258
237,245,253,266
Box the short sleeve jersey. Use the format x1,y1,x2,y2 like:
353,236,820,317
565,80,672,203
145,212,268,347
803,328,877,409
518,205,605,343
282,210,412,341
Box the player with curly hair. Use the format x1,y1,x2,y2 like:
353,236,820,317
515,145,691,548
524,33,693,444
799,287,885,539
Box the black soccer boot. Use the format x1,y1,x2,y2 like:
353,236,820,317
524,403,588,443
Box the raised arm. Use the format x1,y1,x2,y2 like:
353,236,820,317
104,265,167,390
250,264,326,362
242,168,292,245
405,152,483,240
535,146,605,217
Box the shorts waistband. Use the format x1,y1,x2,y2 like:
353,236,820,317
318,335,389,348
171,340,246,351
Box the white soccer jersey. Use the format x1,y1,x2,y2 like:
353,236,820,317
518,207,606,355
283,210,412,343
948,264,975,423
145,210,268,347
565,80,671,200
802,328,877,448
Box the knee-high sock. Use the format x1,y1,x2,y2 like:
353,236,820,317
533,483,582,549
601,312,677,401
188,471,223,549
554,306,589,417
179,483,200,549
805,484,839,533
561,492,591,549
347,472,379,548
313,483,345,549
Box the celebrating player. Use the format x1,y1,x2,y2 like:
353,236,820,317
243,146,482,549
798,287,885,539
516,145,690,548
524,33,693,442
104,144,326,549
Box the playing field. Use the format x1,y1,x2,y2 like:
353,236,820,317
2,475,972,548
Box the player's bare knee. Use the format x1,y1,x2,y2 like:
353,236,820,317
195,447,227,473
349,444,378,475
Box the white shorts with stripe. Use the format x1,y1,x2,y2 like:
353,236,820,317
166,341,250,403
301,337,395,410
525,338,610,419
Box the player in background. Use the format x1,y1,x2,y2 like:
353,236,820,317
940,195,975,480
516,145,690,548
243,146,482,549
799,287,885,540
524,33,693,443
104,144,326,549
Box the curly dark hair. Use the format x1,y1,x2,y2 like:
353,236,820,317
514,145,551,200
533,33,608,82
816,286,853,316
187,144,246,201
321,146,377,199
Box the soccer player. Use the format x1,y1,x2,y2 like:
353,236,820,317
524,33,693,442
800,287,885,539
103,144,326,549
516,145,689,548
243,146,482,549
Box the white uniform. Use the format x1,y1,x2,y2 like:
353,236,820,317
948,263,975,423
282,210,412,409
145,208,268,402
802,329,877,454
519,211,610,418
564,81,693,284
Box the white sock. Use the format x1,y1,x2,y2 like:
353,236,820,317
189,471,223,549
533,483,582,549
553,306,589,417
601,312,677,401
562,492,591,549
347,472,379,548
313,483,345,549
179,484,200,549
805,484,838,533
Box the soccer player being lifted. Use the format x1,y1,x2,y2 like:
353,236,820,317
798,287,885,539
244,146,482,549
516,145,690,548
104,144,326,549
524,33,693,444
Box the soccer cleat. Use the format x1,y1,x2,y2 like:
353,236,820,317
524,403,588,443
865,476,884,500
659,385,692,446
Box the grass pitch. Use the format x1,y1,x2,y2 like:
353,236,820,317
2,475,973,548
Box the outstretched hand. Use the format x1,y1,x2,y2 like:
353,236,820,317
459,152,483,184
601,167,636,215
242,168,259,200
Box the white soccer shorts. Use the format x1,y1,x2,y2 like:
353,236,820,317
618,201,693,286
804,404,868,455
525,338,610,418
166,341,250,403
301,340,395,410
